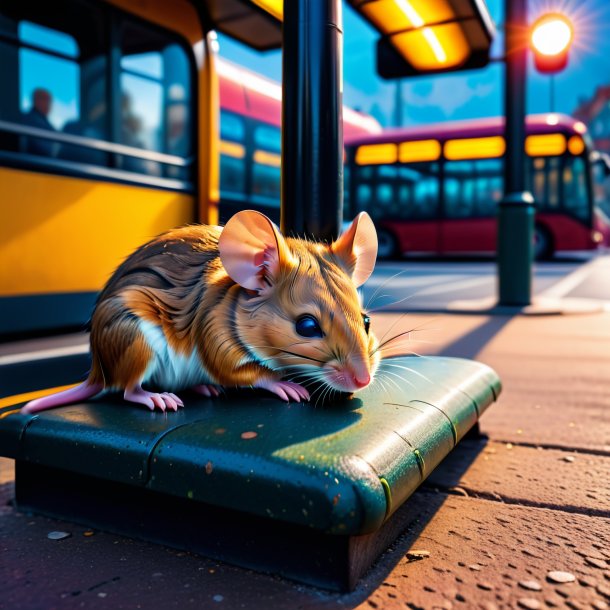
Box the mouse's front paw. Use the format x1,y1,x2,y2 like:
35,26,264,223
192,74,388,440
124,386,184,412
254,379,310,403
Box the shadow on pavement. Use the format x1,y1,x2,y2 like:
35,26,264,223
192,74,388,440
438,315,514,359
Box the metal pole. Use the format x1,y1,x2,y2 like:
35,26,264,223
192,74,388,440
280,0,343,242
497,0,535,306
394,80,403,127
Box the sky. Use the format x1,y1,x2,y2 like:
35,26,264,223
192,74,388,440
217,0,610,128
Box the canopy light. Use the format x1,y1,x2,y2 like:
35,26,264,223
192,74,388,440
530,13,573,73
250,0,283,21
348,0,494,78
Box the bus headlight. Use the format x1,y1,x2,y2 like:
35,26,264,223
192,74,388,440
591,230,604,244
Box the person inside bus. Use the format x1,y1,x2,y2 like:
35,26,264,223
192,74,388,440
22,88,56,156
59,99,107,165
119,93,155,174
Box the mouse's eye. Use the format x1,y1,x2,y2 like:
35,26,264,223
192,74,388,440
362,314,371,335
295,315,324,339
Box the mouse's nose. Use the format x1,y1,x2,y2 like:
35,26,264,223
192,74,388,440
353,372,370,389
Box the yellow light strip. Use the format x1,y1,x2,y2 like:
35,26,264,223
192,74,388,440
220,140,246,159
250,0,283,21
444,136,506,160
567,135,585,156
254,149,282,167
525,133,566,157
399,139,441,163
0,383,78,410
355,143,398,165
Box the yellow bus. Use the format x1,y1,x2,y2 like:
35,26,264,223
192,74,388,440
0,0,221,337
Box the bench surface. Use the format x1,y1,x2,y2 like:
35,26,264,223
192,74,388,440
0,356,500,537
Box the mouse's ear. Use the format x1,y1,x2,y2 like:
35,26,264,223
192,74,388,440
330,212,378,287
218,210,293,290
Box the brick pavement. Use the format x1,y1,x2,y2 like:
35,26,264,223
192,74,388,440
1,311,609,609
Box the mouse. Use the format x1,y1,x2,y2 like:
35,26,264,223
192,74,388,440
22,209,379,413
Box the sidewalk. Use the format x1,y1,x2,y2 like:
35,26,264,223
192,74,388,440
1,310,609,609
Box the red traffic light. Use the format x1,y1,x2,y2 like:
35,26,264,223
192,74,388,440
530,13,573,73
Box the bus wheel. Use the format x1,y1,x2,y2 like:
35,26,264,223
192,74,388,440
377,229,399,259
534,225,554,260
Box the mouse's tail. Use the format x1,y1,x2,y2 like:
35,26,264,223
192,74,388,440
21,380,104,414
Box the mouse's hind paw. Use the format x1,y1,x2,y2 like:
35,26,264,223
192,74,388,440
191,383,223,398
124,386,184,412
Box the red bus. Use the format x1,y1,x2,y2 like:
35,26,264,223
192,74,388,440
217,58,381,223
345,114,610,259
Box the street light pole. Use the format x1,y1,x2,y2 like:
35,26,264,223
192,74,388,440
497,0,535,306
280,0,343,242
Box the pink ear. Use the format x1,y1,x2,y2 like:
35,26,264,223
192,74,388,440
331,212,378,287
218,210,291,290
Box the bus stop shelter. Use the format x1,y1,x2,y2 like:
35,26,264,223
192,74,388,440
0,0,500,591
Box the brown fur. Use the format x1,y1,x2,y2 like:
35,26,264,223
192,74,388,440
87,222,378,392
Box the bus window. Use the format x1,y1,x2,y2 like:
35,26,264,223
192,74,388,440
119,20,192,178
0,0,192,187
221,111,245,142
0,2,107,162
563,156,589,222
473,159,503,216
252,124,281,206
409,163,440,219
444,161,475,218
18,22,80,158
444,159,502,218
219,111,246,198
528,157,561,212
357,166,374,180
356,184,372,207
593,156,610,218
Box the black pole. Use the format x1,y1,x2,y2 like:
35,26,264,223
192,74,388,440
504,0,527,194
497,0,535,306
280,0,343,242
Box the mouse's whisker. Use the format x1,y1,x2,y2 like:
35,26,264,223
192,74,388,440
274,348,326,364
364,268,411,310
380,361,432,383
378,368,416,390
374,313,440,348
373,327,434,356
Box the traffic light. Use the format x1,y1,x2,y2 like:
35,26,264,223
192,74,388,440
530,13,573,73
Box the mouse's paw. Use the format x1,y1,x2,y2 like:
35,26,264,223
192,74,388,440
191,384,223,398
254,379,310,403
124,386,184,412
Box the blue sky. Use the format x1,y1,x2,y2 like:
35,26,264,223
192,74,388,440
218,0,610,128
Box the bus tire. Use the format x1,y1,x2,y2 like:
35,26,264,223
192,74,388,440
534,225,554,260
377,229,399,260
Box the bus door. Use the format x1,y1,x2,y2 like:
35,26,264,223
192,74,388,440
441,158,503,253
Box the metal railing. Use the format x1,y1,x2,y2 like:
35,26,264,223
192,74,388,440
0,120,193,167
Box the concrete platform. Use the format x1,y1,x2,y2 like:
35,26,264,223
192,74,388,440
1,309,609,609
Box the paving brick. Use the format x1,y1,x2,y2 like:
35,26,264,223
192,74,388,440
425,440,610,517
354,494,610,610
474,313,610,453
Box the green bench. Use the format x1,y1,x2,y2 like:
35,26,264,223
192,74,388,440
0,354,500,590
